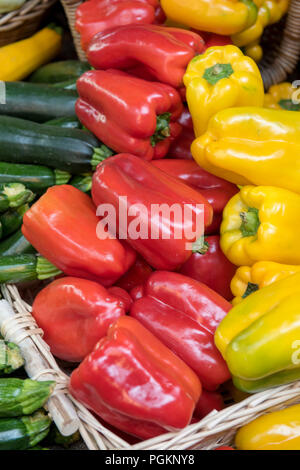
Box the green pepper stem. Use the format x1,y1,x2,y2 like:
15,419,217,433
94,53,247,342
203,63,234,85
91,145,114,169
242,282,259,298
278,99,300,111
192,237,209,254
150,113,171,147
240,207,260,237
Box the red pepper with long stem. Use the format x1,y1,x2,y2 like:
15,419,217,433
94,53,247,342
91,153,213,270
69,316,201,439
152,159,238,233
87,24,204,88
76,69,183,160
130,271,231,390
22,185,136,286
32,277,129,362
179,235,236,300
76,0,164,51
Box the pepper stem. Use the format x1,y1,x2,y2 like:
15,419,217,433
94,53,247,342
242,282,259,298
203,63,234,85
91,145,114,169
278,99,300,111
240,207,260,237
192,237,209,254
150,113,171,147
36,257,62,280
54,169,71,186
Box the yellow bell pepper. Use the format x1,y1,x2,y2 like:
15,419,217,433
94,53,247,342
0,24,62,81
220,185,300,267
191,107,300,194
236,404,300,450
215,272,300,393
265,0,289,24
183,46,264,137
264,82,300,110
244,41,263,62
160,0,258,36
231,261,300,305
231,1,270,47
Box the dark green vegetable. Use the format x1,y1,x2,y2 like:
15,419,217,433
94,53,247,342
0,230,36,256
0,162,70,193
0,116,114,174
51,79,77,91
70,174,92,193
0,205,28,239
0,183,34,212
0,254,61,284
0,82,77,122
0,378,55,418
0,341,24,375
45,116,82,129
46,423,81,449
29,60,90,84
0,410,51,450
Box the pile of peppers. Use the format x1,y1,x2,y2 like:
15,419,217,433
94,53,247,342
17,0,300,450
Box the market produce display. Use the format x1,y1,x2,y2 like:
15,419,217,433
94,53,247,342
0,0,298,452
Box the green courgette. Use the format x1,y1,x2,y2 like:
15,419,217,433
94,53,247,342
0,378,55,418
0,341,24,375
0,205,28,239
0,82,77,122
70,174,92,193
0,230,36,256
0,255,61,284
0,162,71,193
29,60,90,84
0,116,114,174
0,410,51,450
0,183,35,212
51,79,77,91
45,116,82,129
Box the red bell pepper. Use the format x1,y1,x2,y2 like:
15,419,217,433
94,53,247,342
130,284,145,301
107,286,133,312
194,389,224,419
76,0,164,51
69,316,201,439
76,69,183,160
152,159,239,233
32,277,128,362
179,235,236,301
197,30,233,49
167,107,194,159
22,185,136,286
116,255,153,292
91,154,213,270
130,271,231,390
87,24,204,88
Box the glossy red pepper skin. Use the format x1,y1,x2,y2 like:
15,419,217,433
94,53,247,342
167,107,194,159
22,185,136,286
179,235,236,301
197,31,233,49
129,271,231,390
194,389,224,419
76,0,163,51
69,316,201,439
92,154,213,270
32,277,128,362
116,256,153,292
107,286,133,312
152,159,239,233
76,69,183,161
87,24,204,88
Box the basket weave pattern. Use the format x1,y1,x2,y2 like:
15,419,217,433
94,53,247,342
0,0,57,46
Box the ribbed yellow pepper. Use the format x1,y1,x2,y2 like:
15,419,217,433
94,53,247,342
265,0,289,24
215,272,300,393
160,0,258,36
236,404,300,450
191,107,300,194
231,1,270,47
231,261,300,305
220,185,300,267
264,82,300,110
183,46,264,137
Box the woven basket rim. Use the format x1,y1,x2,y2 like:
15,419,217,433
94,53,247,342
0,0,57,29
1,284,300,450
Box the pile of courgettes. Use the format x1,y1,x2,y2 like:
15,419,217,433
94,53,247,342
0,60,111,284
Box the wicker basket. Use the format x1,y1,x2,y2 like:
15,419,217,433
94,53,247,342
1,283,300,450
61,0,300,89
0,0,58,47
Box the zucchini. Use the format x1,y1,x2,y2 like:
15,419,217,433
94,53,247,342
0,410,51,450
51,79,77,91
0,378,54,418
0,162,70,193
70,174,92,193
0,116,114,174
0,82,77,122
0,341,24,375
29,60,90,84
0,255,61,284
45,116,82,129
0,183,35,212
0,204,28,239
0,230,36,256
